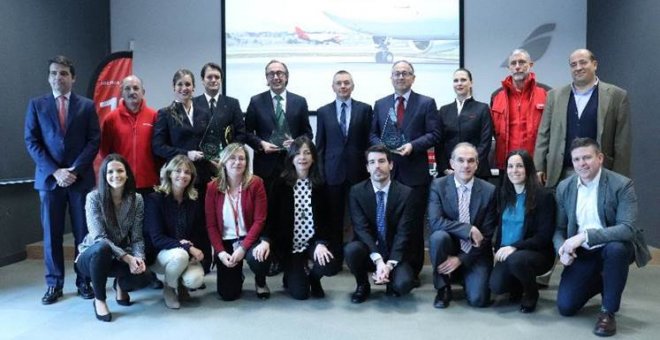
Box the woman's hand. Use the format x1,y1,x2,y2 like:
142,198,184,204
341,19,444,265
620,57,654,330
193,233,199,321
187,150,204,161
188,246,204,263
313,244,334,266
123,254,146,274
495,246,517,262
252,240,270,262
229,246,246,264
217,251,235,268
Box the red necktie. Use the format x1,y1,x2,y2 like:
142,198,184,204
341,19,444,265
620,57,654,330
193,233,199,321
396,96,405,129
58,95,67,133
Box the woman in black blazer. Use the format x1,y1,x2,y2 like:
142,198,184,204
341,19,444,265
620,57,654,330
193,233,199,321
261,136,340,300
152,69,215,274
489,150,556,313
435,68,493,178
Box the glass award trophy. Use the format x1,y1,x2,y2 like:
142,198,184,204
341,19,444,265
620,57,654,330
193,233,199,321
200,117,232,161
268,118,292,150
380,108,407,150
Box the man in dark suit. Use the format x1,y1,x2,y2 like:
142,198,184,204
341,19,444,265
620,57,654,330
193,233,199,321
369,60,440,281
427,142,496,309
192,62,246,148
345,145,416,303
24,55,100,304
316,70,372,257
245,60,313,190
554,138,650,337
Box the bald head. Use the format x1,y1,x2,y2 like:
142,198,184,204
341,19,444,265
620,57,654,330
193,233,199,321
121,75,145,113
569,49,598,89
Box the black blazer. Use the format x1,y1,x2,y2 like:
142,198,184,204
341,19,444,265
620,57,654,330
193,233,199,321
348,179,414,263
315,99,372,186
369,91,440,186
245,91,313,178
263,178,331,260
192,94,247,146
435,98,493,178
152,102,211,160
493,188,556,261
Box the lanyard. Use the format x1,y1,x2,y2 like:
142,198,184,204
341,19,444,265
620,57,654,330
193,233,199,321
228,186,242,237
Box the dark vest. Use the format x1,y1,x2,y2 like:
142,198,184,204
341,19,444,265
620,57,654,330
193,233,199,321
564,86,599,166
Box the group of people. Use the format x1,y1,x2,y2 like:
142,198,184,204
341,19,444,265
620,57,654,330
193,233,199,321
23,49,649,337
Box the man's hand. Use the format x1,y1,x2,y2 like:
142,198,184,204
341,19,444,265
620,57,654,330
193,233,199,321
53,168,77,187
537,171,547,186
282,138,294,149
470,226,484,247
437,256,461,275
372,260,392,284
395,143,413,156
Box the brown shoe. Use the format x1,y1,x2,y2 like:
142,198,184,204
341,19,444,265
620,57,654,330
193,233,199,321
593,311,616,337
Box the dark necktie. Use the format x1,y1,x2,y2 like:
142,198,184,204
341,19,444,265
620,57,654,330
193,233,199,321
58,95,67,133
274,95,285,128
458,185,473,253
340,102,348,139
396,96,405,129
376,190,388,258
209,98,216,114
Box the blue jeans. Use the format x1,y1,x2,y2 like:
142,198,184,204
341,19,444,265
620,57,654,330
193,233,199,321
556,241,634,316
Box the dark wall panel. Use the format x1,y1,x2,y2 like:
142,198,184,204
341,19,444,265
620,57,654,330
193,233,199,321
588,0,660,246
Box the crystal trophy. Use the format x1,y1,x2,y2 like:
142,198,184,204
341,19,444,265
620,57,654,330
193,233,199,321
268,118,292,149
200,117,232,161
380,108,407,150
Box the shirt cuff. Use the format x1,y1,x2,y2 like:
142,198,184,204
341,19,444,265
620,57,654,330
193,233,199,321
386,260,398,268
370,253,383,264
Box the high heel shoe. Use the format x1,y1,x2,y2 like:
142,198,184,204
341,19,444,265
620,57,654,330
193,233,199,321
520,291,539,313
93,300,112,322
113,278,131,306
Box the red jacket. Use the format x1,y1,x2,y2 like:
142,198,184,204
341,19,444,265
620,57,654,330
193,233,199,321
100,99,159,189
490,73,549,169
205,176,267,254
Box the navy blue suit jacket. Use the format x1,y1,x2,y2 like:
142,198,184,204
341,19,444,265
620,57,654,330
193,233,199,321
152,102,212,160
245,91,313,177
349,179,414,263
369,91,439,186
315,99,372,186
192,94,247,145
24,93,100,191
436,98,493,178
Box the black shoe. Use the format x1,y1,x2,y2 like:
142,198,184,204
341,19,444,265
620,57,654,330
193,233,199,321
593,311,616,337
350,284,370,303
93,300,112,322
509,291,523,303
256,283,271,300
412,277,421,288
189,283,206,292
112,279,131,306
385,285,400,297
41,286,63,305
310,278,325,298
77,282,94,299
433,287,452,309
519,291,539,313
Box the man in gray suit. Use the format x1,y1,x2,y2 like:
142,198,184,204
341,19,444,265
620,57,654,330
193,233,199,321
535,48,631,189
554,138,650,337
427,142,496,309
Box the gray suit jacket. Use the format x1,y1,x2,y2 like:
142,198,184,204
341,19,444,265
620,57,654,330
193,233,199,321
534,81,631,188
553,168,650,267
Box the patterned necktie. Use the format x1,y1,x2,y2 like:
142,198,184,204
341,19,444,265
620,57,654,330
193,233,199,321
396,96,405,129
376,190,388,258
274,94,285,128
209,98,216,114
339,102,347,139
58,95,67,133
458,185,473,253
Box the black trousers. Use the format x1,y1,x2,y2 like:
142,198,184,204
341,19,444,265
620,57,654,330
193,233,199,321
344,240,414,296
216,240,271,301
193,159,215,273
281,246,341,300
75,241,151,301
489,249,554,298
326,182,351,262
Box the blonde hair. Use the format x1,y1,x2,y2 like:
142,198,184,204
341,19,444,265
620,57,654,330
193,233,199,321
213,143,253,193
155,155,198,200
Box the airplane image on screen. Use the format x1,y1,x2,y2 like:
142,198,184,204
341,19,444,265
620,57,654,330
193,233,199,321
294,26,342,44
322,0,459,63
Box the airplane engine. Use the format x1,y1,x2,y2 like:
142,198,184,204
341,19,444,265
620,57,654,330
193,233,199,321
409,40,457,54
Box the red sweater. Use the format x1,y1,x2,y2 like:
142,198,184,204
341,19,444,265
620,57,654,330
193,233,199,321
205,176,267,253
100,99,159,189
490,73,548,169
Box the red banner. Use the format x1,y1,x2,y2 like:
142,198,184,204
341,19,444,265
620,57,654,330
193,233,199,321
87,51,133,122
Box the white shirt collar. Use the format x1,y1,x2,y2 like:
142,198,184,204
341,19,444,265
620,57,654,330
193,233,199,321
576,168,602,189
372,179,392,195
454,176,475,191
53,91,71,100
204,93,220,104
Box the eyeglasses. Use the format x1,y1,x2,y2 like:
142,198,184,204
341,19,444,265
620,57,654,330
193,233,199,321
266,71,287,79
392,71,413,78
509,60,529,67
